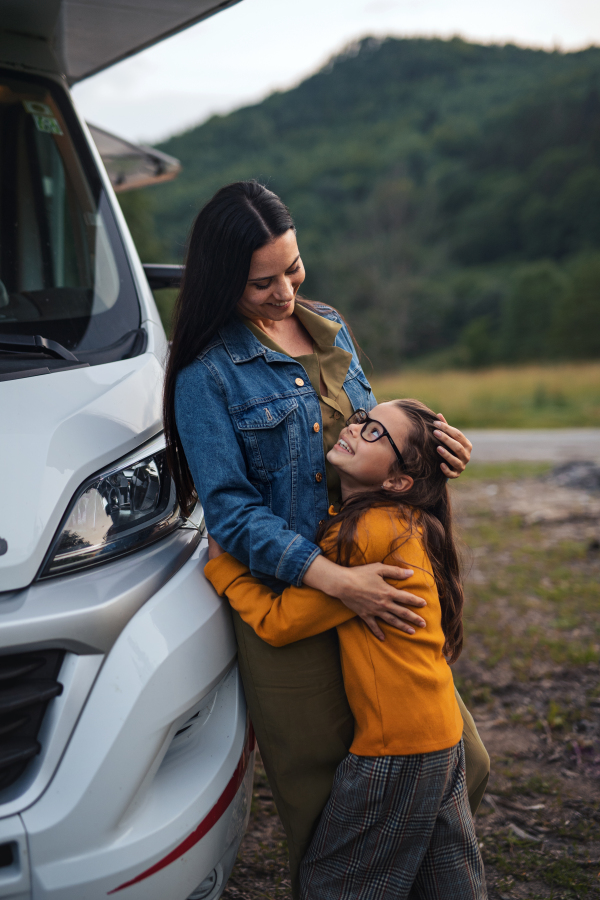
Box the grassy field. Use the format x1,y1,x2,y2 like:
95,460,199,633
223,462,600,900
452,463,600,898
369,363,600,428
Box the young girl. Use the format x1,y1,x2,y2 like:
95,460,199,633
205,399,486,900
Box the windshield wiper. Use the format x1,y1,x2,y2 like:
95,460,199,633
0,334,78,362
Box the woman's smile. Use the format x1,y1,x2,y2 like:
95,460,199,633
268,299,293,309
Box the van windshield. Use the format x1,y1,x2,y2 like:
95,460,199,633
0,71,142,375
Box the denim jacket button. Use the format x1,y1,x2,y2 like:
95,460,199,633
315,472,323,483
295,377,305,386
313,423,320,433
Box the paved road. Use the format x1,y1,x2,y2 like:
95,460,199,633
466,429,600,463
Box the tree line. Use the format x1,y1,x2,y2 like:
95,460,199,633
120,36,600,369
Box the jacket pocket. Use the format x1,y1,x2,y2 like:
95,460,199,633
230,396,299,474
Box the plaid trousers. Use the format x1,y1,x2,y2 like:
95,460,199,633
299,739,486,900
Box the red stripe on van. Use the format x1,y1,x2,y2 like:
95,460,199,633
108,723,256,894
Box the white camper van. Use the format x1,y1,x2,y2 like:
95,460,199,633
0,3,254,899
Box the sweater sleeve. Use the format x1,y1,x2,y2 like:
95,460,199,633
204,553,355,647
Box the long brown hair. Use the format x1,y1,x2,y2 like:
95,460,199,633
163,181,295,516
316,399,464,662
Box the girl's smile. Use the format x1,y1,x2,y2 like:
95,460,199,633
334,436,354,455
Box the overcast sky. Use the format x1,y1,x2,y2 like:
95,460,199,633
72,0,600,145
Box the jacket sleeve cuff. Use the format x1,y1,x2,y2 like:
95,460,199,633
274,535,322,587
205,554,250,595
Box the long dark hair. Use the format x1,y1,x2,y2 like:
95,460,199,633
163,181,295,515
316,399,464,662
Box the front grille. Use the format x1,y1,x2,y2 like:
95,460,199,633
0,650,64,790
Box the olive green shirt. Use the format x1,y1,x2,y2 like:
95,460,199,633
242,303,354,508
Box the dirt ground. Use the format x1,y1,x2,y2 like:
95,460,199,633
222,462,600,900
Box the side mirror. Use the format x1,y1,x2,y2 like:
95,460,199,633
143,264,184,290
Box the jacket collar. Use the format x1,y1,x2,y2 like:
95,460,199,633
218,314,285,364
295,303,342,347
219,304,342,365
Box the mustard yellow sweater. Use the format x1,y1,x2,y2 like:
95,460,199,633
205,507,462,756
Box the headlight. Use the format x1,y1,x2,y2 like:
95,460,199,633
40,436,181,578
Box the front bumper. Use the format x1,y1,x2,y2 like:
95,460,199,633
0,539,253,900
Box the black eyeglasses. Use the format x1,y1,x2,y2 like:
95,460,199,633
345,409,406,468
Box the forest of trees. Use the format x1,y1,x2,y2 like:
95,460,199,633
120,36,600,369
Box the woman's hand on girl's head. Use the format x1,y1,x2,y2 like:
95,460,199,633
207,534,225,560
432,413,472,479
303,556,427,642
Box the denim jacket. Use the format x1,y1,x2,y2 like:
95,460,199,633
175,304,376,587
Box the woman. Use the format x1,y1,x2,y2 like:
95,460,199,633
165,181,489,896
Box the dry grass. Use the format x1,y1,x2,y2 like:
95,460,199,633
369,362,600,428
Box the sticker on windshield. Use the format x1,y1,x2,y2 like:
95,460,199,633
22,101,63,135
33,116,63,135
23,100,52,115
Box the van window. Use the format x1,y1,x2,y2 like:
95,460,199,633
0,72,143,373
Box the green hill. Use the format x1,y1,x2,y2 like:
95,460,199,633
122,36,600,369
